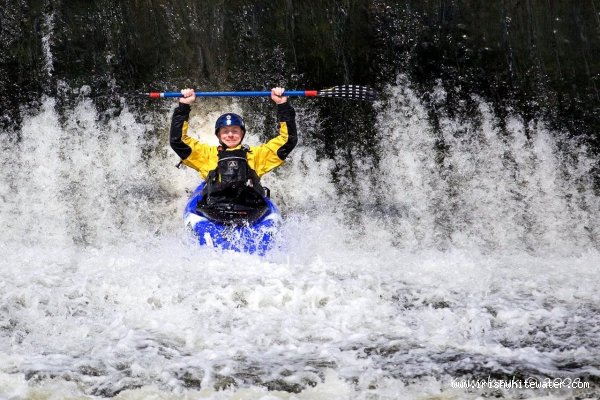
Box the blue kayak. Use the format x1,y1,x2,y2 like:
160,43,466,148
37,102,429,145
183,182,281,254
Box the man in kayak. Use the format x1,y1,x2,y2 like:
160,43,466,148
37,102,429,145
169,87,297,223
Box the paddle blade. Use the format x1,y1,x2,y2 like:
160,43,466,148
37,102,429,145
317,85,378,101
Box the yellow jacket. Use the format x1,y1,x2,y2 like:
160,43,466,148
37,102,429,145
170,103,297,180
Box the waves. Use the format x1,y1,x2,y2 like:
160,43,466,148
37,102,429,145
1,77,599,399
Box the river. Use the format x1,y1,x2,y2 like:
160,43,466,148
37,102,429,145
1,1,599,399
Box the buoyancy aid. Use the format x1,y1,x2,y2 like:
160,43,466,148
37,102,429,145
197,146,268,223
203,145,265,198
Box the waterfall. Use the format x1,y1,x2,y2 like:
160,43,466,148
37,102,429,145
1,1,599,399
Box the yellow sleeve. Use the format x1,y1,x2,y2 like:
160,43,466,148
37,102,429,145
180,121,218,179
249,121,290,177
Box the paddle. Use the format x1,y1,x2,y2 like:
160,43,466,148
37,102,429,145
144,85,377,101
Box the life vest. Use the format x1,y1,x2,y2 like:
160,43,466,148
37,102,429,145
197,146,268,224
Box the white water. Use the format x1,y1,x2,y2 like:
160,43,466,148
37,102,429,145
1,77,599,399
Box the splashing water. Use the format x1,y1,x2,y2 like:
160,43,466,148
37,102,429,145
1,77,599,400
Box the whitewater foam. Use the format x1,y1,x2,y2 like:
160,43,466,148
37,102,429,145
1,80,599,399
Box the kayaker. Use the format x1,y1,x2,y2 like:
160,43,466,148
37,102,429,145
169,87,297,222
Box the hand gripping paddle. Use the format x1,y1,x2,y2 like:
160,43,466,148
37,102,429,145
144,85,377,101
